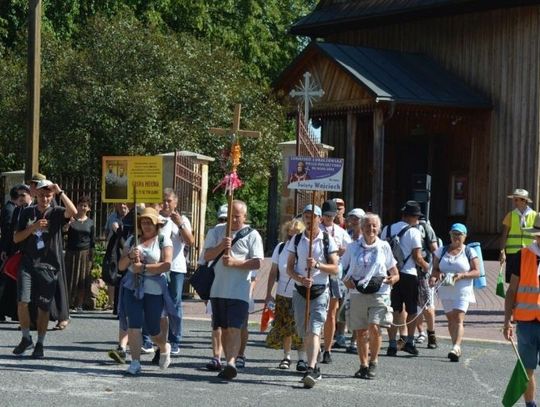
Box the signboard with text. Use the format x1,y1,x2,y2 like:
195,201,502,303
102,156,163,203
287,156,344,192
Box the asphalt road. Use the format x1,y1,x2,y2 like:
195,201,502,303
0,312,533,407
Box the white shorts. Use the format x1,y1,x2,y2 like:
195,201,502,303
441,298,470,314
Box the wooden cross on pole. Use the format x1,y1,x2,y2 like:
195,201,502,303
209,104,261,249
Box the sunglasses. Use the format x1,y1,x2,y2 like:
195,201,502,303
449,232,464,237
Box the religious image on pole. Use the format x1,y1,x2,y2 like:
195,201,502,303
104,159,128,200
287,156,344,192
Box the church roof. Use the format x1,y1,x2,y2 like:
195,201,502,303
290,0,540,36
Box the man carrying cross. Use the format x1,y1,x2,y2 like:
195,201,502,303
203,200,264,380
286,204,339,389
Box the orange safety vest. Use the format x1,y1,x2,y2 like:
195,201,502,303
513,248,540,322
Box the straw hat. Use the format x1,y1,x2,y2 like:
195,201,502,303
137,207,164,226
507,188,532,203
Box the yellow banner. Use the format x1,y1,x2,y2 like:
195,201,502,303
102,156,163,203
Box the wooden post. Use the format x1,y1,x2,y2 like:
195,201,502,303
345,111,357,208
304,190,316,333
372,108,385,215
25,0,42,182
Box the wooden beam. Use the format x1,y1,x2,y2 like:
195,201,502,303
345,111,357,208
25,0,41,181
372,108,385,215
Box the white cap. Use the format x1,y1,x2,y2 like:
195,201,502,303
217,204,228,220
347,208,365,219
36,180,53,190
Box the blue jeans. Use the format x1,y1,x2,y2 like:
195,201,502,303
167,272,185,345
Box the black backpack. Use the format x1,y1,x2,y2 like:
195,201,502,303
385,224,413,271
293,231,330,264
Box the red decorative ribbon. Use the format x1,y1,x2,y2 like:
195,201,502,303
213,171,243,194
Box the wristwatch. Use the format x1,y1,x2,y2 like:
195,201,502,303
179,223,185,230
315,261,321,269
58,190,64,197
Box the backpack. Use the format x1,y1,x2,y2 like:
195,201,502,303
293,231,330,264
440,242,486,289
101,229,124,285
385,224,413,271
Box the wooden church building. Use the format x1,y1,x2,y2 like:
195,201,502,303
274,0,540,248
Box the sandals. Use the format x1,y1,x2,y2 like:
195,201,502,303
206,357,222,371
278,358,291,369
53,321,68,331
236,355,246,369
296,360,307,372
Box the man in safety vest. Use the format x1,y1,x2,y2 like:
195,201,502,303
500,188,537,282
504,214,540,407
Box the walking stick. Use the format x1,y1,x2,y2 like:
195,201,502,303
225,178,234,256
304,191,316,333
133,185,140,288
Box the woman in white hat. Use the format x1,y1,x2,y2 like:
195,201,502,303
499,188,537,282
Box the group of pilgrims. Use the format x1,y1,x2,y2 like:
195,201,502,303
0,174,500,391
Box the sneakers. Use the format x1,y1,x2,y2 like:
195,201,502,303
354,365,369,379
32,342,44,359
13,336,33,356
402,342,419,356
236,355,246,369
296,360,308,372
448,346,461,362
141,341,154,354
427,332,438,349
151,348,161,365
367,361,377,379
218,364,237,380
108,347,127,364
159,344,171,370
333,335,347,349
126,360,141,375
206,357,223,371
386,346,397,357
346,344,358,354
170,343,180,356
322,351,332,364
303,367,322,389
415,332,427,344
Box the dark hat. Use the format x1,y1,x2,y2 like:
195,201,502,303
322,200,337,216
401,200,423,217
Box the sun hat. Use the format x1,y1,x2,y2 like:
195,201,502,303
523,215,540,236
217,204,228,220
303,204,322,217
36,180,53,190
321,200,337,216
137,207,164,226
507,188,532,203
347,208,365,219
29,173,47,184
401,200,423,217
450,223,468,235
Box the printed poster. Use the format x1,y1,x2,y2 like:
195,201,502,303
102,156,163,203
287,156,344,192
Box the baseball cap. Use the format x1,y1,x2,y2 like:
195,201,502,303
36,179,53,190
347,208,365,219
303,204,322,217
450,223,467,235
217,204,228,220
321,200,337,216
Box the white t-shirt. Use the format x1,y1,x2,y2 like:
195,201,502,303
205,224,264,302
126,234,173,295
434,246,477,303
160,215,192,273
319,223,352,252
287,230,338,286
271,239,294,298
342,237,396,295
381,221,422,276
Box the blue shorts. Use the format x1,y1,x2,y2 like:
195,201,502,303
122,288,164,336
517,321,540,370
211,298,249,329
